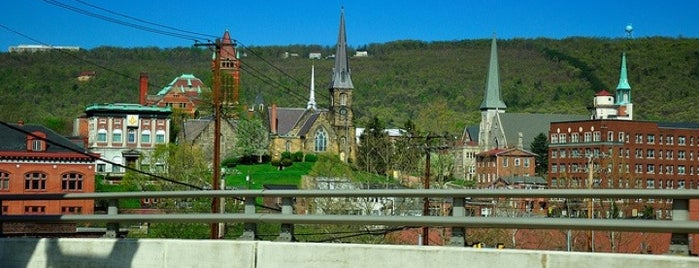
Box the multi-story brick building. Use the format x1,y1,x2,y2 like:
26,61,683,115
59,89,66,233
0,121,97,215
73,103,171,182
144,73,209,118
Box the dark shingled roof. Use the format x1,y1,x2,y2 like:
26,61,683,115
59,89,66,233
0,123,88,153
298,113,320,137
469,113,588,150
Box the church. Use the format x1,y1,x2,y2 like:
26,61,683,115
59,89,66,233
266,8,357,163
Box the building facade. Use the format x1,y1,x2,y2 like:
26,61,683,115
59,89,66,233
145,73,209,118
475,148,538,189
73,103,171,182
0,122,97,215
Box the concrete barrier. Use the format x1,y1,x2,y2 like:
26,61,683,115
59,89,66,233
1,238,697,268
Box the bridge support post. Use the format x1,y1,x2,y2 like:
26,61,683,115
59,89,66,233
104,199,119,238
667,198,689,255
448,197,466,246
238,196,257,240
276,196,295,242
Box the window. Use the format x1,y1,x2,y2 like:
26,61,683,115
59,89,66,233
571,133,580,143
127,128,136,143
31,139,43,151
62,206,83,214
155,130,166,143
112,129,122,143
593,131,601,142
24,206,46,214
618,132,625,142
679,165,686,175
647,134,655,144
62,173,83,191
666,165,674,174
679,136,686,145
141,130,151,143
607,131,614,142
551,164,558,173
666,135,674,145
339,93,347,105
635,149,643,158
559,133,567,143
97,129,107,142
551,150,558,158
502,158,508,167
635,134,643,144
679,180,686,189
524,158,530,167
24,172,46,191
584,132,592,142
314,129,327,152
646,149,655,158
646,164,655,174
679,151,686,160
550,134,558,144
97,163,106,172
285,140,291,152
559,149,567,158
112,156,123,173
666,150,674,159
514,158,521,166
0,172,9,190
646,179,655,189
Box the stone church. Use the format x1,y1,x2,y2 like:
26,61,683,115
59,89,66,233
267,8,357,163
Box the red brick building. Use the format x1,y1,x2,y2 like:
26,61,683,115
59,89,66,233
0,122,98,215
475,148,538,189
548,119,699,218
144,73,209,118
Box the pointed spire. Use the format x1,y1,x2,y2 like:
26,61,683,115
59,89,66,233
220,29,236,60
307,64,317,110
480,34,507,111
330,7,354,89
616,52,631,90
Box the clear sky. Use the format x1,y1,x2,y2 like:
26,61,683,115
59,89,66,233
2,0,698,52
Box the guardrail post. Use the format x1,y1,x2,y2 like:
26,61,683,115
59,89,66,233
104,199,119,238
448,197,466,246
0,198,4,238
276,196,295,242
667,198,689,255
238,196,257,240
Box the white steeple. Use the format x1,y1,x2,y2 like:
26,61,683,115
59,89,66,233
307,64,317,110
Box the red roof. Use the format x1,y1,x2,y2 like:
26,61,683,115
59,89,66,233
595,89,613,96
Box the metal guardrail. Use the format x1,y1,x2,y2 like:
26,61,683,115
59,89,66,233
1,189,697,254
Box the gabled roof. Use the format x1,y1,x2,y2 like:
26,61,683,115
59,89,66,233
478,147,538,157
298,113,320,137
0,122,95,159
469,113,588,150
156,74,206,96
595,89,613,96
182,119,212,142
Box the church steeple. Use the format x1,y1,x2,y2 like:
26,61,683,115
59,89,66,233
615,52,631,104
330,7,354,89
479,35,507,111
307,65,317,110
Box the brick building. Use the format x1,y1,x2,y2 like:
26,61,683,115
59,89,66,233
475,147,538,189
0,121,98,215
144,73,209,118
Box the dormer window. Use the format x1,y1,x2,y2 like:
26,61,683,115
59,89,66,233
27,131,47,152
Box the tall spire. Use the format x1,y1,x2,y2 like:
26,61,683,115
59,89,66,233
330,7,354,89
307,64,317,110
615,53,631,93
480,34,507,111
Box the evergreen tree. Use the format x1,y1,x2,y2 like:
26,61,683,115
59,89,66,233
530,133,549,176
356,116,392,175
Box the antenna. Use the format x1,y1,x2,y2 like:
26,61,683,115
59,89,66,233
625,23,633,39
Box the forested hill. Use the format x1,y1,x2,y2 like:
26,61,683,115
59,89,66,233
1,37,698,135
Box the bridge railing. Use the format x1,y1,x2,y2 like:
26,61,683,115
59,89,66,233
1,189,697,254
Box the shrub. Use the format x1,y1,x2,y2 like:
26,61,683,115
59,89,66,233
292,151,304,162
280,158,293,167
304,153,318,162
270,159,280,167
281,151,292,161
221,157,239,168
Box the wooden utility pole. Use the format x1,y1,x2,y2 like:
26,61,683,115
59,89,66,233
420,134,449,246
195,39,223,239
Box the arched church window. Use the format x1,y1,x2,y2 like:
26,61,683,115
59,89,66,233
315,129,327,152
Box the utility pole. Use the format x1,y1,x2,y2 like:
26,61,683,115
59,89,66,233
195,39,223,239
420,133,449,246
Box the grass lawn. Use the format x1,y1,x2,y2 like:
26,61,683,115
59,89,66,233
224,161,314,189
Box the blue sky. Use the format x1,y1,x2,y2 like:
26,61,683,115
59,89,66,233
2,1,698,51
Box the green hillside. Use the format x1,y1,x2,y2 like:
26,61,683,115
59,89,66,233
1,37,698,135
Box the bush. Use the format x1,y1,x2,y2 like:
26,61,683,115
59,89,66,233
281,151,292,160
270,159,281,167
221,157,239,168
292,151,304,162
280,158,293,167
304,153,318,162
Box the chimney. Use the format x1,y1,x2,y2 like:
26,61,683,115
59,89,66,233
271,103,278,134
139,72,148,105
